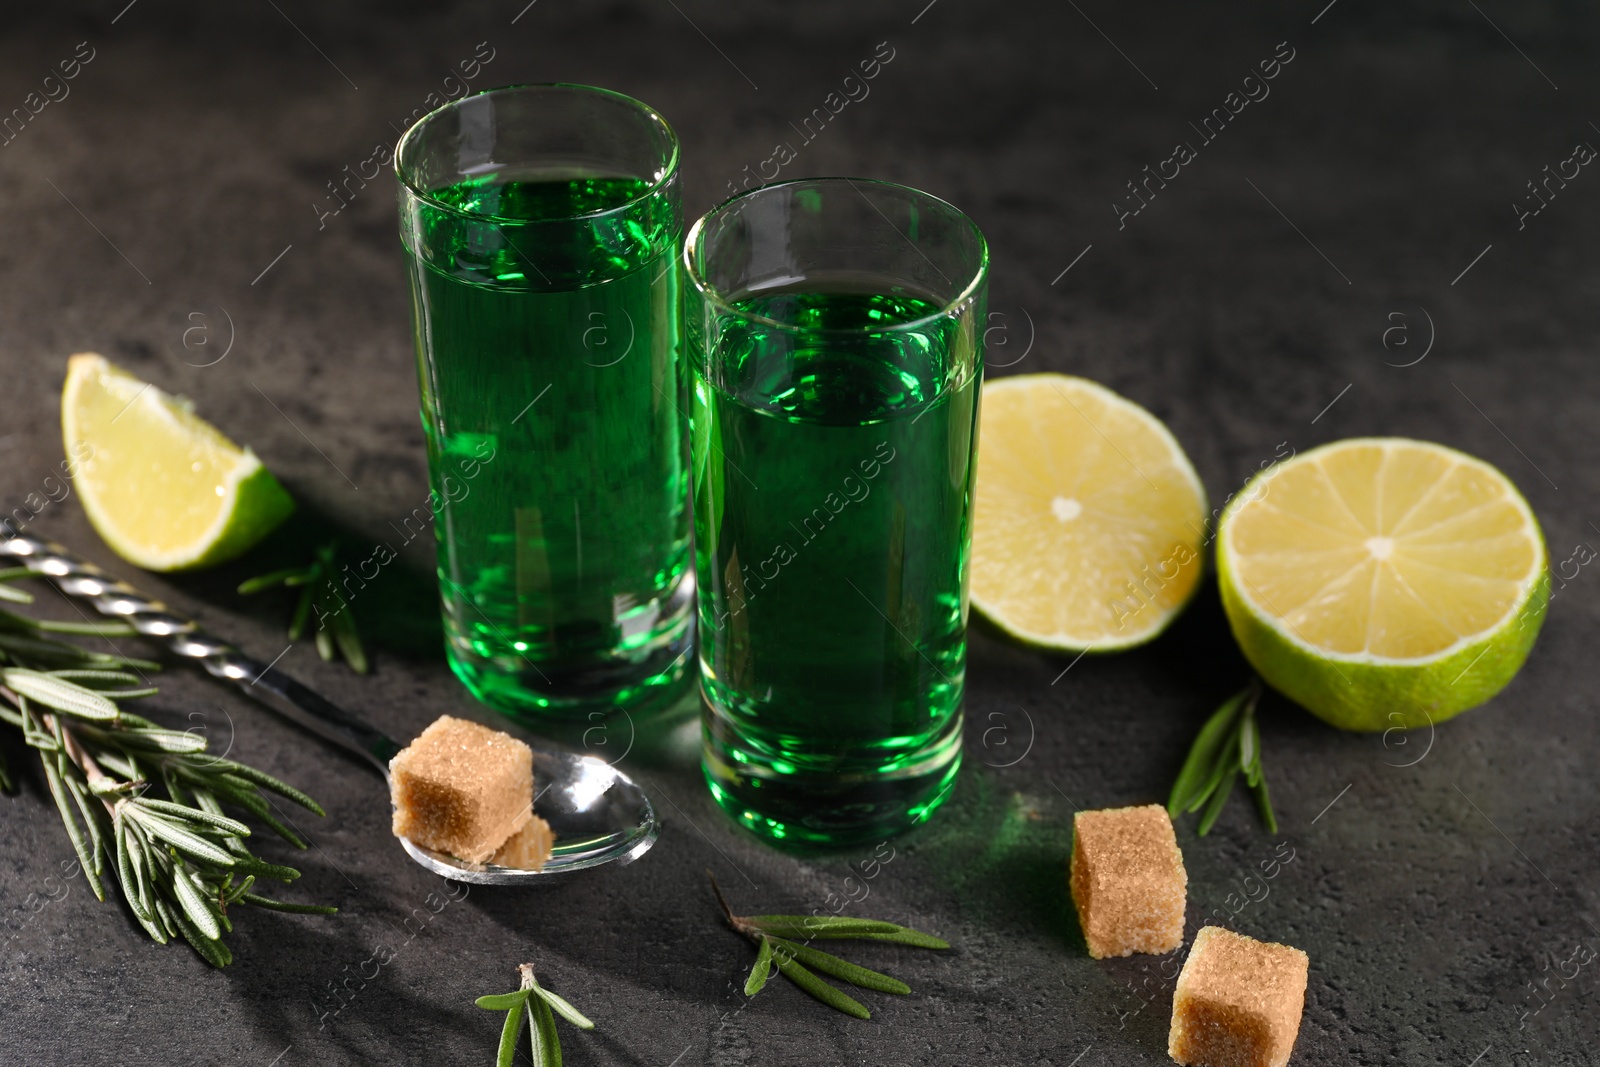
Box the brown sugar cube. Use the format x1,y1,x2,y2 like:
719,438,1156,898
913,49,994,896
492,813,556,871
1168,926,1309,1067
390,715,533,863
1069,803,1187,958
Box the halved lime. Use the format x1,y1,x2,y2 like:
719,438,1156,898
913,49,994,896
1217,437,1548,731
970,374,1209,651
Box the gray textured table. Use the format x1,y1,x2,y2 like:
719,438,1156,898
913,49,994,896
1,3,1595,1064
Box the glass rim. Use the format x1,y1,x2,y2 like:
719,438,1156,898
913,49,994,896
393,82,681,225
682,176,990,336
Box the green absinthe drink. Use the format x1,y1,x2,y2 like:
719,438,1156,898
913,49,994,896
397,85,692,722
686,180,988,847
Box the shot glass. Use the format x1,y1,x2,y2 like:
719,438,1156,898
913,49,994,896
683,178,988,846
396,84,693,722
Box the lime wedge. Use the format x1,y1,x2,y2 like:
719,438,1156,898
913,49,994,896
61,353,294,571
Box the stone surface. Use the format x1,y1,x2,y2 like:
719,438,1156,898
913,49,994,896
0,2,1597,1065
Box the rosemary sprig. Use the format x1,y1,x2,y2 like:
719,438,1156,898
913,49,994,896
239,541,367,674
1167,678,1278,835
0,572,335,965
475,962,594,1067
709,871,949,1020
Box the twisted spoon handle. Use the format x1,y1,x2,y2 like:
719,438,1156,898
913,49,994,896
0,532,400,775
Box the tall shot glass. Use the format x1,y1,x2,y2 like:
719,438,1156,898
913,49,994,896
396,85,693,722
683,178,988,846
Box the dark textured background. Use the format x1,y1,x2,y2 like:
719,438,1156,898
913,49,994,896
1,2,1596,1064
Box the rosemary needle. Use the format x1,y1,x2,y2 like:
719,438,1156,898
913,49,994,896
475,962,594,1067
709,871,949,1020
239,541,368,674
1168,678,1278,836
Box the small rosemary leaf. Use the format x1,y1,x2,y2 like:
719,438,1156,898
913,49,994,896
250,805,308,849
151,893,179,943
0,632,95,659
104,687,160,701
94,654,162,672
45,669,144,688
231,856,302,883
1169,689,1249,817
0,703,22,728
20,709,59,752
190,787,225,817
0,566,37,582
216,763,326,816
171,868,222,940
162,767,189,807
129,811,237,866
41,755,97,893
746,915,901,936
135,798,252,838
770,938,910,994
288,588,313,642
132,902,168,944
63,776,108,893
208,779,270,817
238,892,337,915
1252,767,1279,834
774,954,871,1020
225,873,255,903
238,567,314,595
3,670,118,721
529,993,562,1067
1241,710,1254,777
0,584,33,604
1186,723,1245,815
170,903,231,967
34,619,137,637
845,928,952,950
0,609,38,631
114,821,154,924
496,1003,525,1067
745,935,774,996
330,606,368,675
314,618,335,662
476,990,532,1011
118,729,208,754
92,751,137,779
535,985,595,1030
1197,767,1240,837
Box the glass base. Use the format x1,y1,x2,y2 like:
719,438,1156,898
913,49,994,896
445,580,695,724
701,695,963,849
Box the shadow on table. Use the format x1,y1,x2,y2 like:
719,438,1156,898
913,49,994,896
222,892,483,1064
904,764,1088,955
160,487,445,664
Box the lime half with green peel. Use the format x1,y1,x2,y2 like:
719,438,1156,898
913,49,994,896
1217,437,1548,732
62,353,295,571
